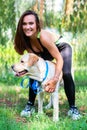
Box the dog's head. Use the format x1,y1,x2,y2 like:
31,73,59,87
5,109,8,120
11,53,39,77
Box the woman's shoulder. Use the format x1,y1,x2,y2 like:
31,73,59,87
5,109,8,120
40,29,56,38
40,29,54,35
39,29,52,41
40,29,60,42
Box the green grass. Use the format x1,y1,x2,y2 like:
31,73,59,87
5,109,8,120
0,68,87,130
0,77,87,130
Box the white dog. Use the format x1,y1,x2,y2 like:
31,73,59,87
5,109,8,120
11,53,62,121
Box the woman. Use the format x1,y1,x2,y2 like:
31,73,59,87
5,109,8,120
14,10,81,120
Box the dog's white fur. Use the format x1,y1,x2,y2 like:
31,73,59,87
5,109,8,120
12,53,62,121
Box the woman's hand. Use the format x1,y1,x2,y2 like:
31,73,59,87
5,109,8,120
44,78,58,93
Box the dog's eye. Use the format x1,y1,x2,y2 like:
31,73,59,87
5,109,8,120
21,60,24,63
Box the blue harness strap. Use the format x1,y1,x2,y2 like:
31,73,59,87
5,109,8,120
42,61,48,81
30,80,42,94
20,61,48,94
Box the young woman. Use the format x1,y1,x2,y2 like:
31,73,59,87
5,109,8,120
14,10,81,120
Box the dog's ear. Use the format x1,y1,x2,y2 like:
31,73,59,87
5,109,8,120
28,54,39,66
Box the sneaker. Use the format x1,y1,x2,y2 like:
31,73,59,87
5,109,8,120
68,106,81,120
20,103,35,117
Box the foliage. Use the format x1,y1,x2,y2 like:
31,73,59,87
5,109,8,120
63,0,87,35
0,0,87,45
0,42,21,85
42,0,87,35
43,11,63,33
72,30,87,67
0,0,16,45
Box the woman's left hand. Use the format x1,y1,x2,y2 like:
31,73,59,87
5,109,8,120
44,79,58,93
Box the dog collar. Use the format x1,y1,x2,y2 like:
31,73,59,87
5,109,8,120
20,61,48,94
42,61,48,81
30,61,48,94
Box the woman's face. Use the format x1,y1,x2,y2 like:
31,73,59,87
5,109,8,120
22,15,37,37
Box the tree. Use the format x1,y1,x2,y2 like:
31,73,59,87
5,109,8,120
0,0,16,45
65,0,74,16
63,0,87,34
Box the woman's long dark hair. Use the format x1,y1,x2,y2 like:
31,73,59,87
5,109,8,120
14,10,41,55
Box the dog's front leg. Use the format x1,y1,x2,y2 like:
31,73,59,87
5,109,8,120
52,83,59,122
38,92,44,114
45,94,53,109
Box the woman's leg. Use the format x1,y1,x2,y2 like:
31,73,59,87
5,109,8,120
57,42,81,119
28,79,37,105
58,42,75,107
20,79,36,117
63,73,75,107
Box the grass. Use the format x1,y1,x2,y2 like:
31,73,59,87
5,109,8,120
0,69,87,130
0,74,87,130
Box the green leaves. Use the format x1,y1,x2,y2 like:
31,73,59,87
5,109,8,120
0,0,16,45
64,0,87,35
70,15,74,22
79,11,84,19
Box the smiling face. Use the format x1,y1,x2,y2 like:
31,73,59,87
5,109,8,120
22,15,37,37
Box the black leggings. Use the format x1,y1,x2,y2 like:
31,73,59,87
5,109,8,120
58,43,75,107
28,42,75,107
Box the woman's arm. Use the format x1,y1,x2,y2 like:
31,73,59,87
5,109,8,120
40,30,63,92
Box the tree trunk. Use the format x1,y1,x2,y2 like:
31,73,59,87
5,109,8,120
33,0,38,12
65,0,74,16
40,0,45,19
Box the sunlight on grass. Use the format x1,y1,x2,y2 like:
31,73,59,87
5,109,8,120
0,66,87,130
0,83,87,130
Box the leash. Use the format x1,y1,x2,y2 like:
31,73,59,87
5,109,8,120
42,61,48,81
20,61,48,94
20,76,30,88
